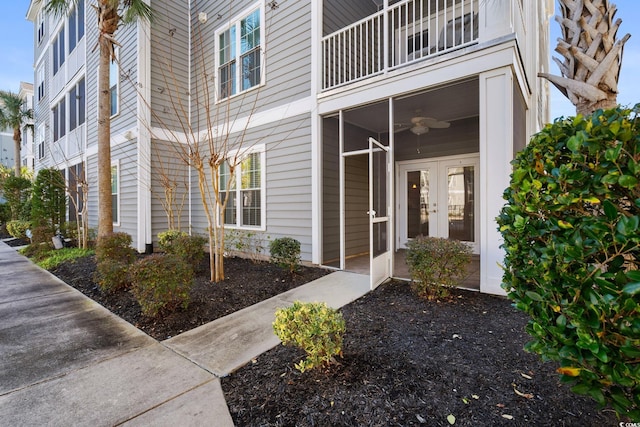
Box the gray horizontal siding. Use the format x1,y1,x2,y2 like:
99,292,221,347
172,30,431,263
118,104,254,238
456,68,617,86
191,0,312,132
150,139,191,238
150,0,190,130
323,0,377,35
189,112,314,261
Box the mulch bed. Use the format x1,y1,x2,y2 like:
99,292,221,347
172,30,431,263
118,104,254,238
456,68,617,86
35,250,621,425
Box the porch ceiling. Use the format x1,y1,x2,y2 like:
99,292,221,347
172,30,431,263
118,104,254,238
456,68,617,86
344,78,479,134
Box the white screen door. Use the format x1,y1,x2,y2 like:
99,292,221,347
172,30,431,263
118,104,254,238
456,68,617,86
369,137,391,288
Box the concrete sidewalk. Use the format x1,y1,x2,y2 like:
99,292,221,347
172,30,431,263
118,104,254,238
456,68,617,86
0,241,369,426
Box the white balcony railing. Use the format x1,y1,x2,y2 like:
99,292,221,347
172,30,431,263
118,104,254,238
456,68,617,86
322,0,479,91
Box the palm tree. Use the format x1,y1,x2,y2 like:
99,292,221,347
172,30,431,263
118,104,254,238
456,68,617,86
539,0,630,116
0,91,33,178
44,0,151,240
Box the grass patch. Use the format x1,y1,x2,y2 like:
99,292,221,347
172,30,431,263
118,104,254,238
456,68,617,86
35,248,95,270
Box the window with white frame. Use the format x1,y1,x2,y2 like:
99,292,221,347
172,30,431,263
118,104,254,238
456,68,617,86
37,124,45,159
109,49,119,116
219,149,264,228
37,9,45,44
69,78,85,131
68,0,84,53
111,163,119,224
216,5,263,99
37,64,45,102
52,97,66,141
52,29,65,75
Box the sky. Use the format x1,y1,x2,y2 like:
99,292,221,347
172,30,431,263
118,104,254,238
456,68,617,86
0,0,638,119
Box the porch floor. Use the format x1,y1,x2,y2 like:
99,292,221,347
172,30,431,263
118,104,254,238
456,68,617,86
326,251,480,291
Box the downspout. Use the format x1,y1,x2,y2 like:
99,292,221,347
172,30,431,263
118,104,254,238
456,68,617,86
188,0,193,235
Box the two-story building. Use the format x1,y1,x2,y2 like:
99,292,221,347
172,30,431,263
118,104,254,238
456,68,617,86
28,0,552,295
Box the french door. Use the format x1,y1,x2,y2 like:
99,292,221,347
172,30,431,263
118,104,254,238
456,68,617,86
397,155,479,253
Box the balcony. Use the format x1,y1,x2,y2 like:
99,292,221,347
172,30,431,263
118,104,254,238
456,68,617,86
322,0,479,91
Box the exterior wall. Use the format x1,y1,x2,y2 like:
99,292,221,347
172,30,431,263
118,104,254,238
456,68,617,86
150,139,190,237
149,0,190,131
323,0,377,35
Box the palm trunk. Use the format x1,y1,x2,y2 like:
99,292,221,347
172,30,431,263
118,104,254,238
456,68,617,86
96,1,118,241
13,127,21,177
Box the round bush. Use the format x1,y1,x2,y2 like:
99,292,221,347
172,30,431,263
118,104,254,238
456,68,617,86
6,220,30,239
96,232,136,264
273,301,346,373
498,106,640,419
130,254,194,318
269,237,301,273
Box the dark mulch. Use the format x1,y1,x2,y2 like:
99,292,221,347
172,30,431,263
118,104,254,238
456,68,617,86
43,252,620,426
2,237,30,247
221,282,620,426
50,255,330,340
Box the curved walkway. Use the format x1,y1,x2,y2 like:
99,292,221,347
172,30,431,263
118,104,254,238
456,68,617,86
0,241,369,426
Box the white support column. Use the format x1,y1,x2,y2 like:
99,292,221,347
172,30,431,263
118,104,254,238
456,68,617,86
478,0,512,43
479,67,513,296
136,16,152,253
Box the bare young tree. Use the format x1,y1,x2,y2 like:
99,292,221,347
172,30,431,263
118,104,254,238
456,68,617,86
539,0,631,116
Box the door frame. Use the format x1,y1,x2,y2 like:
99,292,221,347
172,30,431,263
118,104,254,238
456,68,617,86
396,154,480,253
368,137,392,289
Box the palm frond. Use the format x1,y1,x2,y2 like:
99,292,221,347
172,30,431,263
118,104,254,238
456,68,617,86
43,0,76,18
121,0,152,25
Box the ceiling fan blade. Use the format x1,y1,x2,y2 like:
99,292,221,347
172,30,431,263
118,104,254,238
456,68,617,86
422,117,450,128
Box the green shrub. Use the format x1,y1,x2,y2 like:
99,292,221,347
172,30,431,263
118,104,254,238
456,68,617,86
269,237,301,273
130,254,193,317
157,229,188,250
95,232,136,293
60,221,79,242
30,225,55,245
405,236,472,300
0,203,9,224
498,106,640,419
31,168,66,229
21,242,52,261
273,301,346,373
95,232,136,264
160,233,206,271
3,176,31,220
95,259,130,293
6,220,30,239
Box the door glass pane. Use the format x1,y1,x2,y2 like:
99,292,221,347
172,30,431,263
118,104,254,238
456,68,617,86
407,170,430,238
372,149,387,217
447,166,474,241
372,221,388,257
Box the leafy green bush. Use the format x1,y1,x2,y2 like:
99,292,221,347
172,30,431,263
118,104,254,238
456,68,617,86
269,237,301,273
95,232,136,293
130,254,193,317
0,203,9,224
31,168,66,229
6,220,30,239
405,236,472,300
157,229,188,250
95,232,136,264
30,225,55,245
160,232,206,271
3,176,31,220
273,301,346,373
498,106,640,419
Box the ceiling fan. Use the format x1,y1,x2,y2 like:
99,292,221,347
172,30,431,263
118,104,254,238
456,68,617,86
395,112,450,135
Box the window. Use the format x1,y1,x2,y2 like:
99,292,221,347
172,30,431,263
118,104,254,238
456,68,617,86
219,149,264,228
37,10,45,44
37,65,45,102
109,49,119,116
68,0,84,53
111,163,119,224
37,124,45,159
69,78,85,131
52,97,66,141
52,29,65,75
217,6,263,99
